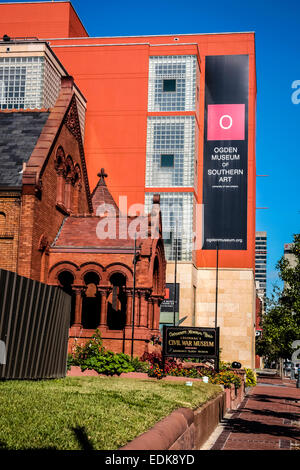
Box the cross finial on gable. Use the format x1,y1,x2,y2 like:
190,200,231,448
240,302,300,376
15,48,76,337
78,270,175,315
97,168,108,185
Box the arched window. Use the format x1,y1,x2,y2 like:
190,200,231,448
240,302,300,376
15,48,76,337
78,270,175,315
58,270,75,327
153,257,159,294
54,146,66,208
107,273,127,330
64,156,75,212
73,164,82,213
82,272,101,329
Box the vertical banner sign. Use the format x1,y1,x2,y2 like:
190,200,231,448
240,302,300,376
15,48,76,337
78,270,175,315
160,283,180,313
203,55,249,250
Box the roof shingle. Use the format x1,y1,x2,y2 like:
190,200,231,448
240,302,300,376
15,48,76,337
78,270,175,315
0,111,49,187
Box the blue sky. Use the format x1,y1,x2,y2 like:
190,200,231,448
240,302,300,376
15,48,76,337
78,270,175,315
3,0,300,296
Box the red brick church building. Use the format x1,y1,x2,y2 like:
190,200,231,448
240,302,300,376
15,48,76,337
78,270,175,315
0,41,166,357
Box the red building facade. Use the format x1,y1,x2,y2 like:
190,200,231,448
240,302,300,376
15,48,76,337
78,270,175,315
0,63,166,357
48,170,166,356
0,1,257,367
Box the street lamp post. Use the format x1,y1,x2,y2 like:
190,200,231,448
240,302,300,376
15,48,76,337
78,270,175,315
131,234,137,360
215,241,219,329
173,220,178,326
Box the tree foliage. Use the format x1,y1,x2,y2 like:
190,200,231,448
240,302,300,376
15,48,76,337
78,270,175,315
256,233,300,362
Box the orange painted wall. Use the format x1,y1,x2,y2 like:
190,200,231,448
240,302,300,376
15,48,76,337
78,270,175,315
0,2,88,39
0,3,256,271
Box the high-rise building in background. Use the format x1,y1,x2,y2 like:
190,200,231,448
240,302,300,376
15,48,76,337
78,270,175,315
284,243,297,268
0,1,257,367
255,232,267,298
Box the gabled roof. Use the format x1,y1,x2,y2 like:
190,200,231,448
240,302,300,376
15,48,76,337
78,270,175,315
0,111,49,187
51,215,139,250
91,168,119,215
51,171,163,253
22,77,92,212
0,76,93,212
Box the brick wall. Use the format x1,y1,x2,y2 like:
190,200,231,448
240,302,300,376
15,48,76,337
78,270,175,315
18,124,90,281
0,192,21,272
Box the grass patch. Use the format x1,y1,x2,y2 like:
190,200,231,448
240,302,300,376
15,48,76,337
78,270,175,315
0,376,221,450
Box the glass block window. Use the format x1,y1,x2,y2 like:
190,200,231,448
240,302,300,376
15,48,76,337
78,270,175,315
146,115,195,187
145,192,194,261
148,56,197,112
0,56,60,110
43,58,61,108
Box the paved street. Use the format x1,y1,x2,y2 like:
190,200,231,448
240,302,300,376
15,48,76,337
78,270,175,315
202,374,300,451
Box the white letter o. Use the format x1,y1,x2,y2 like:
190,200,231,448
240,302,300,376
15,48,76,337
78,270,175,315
219,114,233,130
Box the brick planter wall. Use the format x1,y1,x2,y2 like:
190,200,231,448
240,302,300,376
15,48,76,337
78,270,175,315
119,392,227,451
67,368,247,450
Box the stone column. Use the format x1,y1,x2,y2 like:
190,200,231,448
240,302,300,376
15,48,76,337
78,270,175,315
139,291,149,328
98,288,107,327
126,289,133,327
64,178,73,212
152,297,160,331
132,290,140,327
148,298,154,330
56,169,65,206
73,287,83,327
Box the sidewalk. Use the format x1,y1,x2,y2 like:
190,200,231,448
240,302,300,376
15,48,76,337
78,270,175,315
201,374,300,451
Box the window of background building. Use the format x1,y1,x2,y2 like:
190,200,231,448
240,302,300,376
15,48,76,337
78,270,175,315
163,79,176,92
0,56,60,110
161,154,174,167
146,115,196,187
145,192,194,261
148,55,197,112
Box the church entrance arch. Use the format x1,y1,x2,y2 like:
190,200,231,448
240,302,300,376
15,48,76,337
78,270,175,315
57,270,75,326
82,272,101,329
107,273,127,330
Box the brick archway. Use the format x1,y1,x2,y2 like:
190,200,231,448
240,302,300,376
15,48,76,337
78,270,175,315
105,263,133,286
48,261,80,285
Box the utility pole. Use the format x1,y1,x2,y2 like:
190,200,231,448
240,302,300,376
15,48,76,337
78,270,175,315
173,220,178,326
131,234,137,360
215,241,219,329
214,241,220,372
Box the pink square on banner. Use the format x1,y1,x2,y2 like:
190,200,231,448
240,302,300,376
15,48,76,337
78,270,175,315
207,104,245,141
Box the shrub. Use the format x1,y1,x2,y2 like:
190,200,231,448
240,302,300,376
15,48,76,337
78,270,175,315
130,356,150,373
69,330,134,376
219,361,232,371
140,351,177,377
148,363,165,380
67,353,73,371
168,366,202,378
141,352,225,380
245,368,257,387
71,329,106,366
210,370,242,389
80,351,134,376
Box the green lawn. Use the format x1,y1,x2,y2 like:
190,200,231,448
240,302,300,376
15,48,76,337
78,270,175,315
0,376,221,450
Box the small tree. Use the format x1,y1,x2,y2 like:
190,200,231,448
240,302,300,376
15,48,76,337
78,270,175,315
256,233,300,364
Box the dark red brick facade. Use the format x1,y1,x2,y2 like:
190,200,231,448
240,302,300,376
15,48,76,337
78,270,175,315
0,76,166,358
